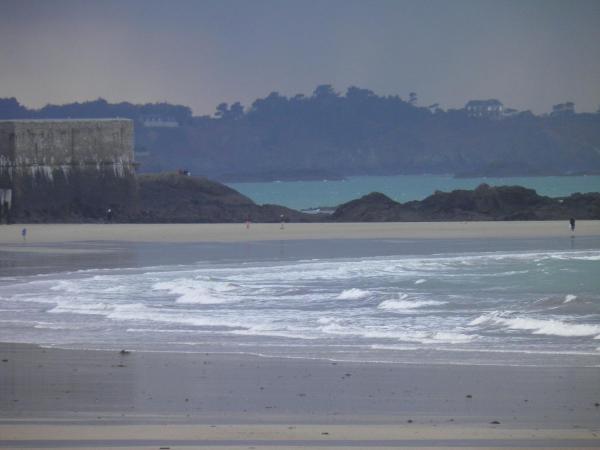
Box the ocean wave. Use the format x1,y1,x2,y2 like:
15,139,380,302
48,301,113,315
317,318,472,344
470,311,600,338
336,288,370,300
152,278,237,304
378,294,447,311
33,323,82,330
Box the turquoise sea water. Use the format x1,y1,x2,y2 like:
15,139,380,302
227,175,600,210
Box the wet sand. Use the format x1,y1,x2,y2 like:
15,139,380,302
1,343,599,449
0,220,599,246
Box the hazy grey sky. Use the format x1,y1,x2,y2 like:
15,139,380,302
1,0,599,115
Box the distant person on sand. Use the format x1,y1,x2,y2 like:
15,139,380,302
569,217,576,233
106,208,113,223
280,214,285,230
21,227,27,242
245,214,251,229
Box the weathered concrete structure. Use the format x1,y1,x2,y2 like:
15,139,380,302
0,119,136,222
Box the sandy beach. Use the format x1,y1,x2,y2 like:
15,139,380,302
1,343,599,449
0,220,599,246
1,222,600,449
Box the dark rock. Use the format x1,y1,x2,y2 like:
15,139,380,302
330,192,408,222
9,169,600,223
332,185,600,222
490,420,501,425
135,173,320,223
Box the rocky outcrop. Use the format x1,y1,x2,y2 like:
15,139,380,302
331,184,600,221
135,173,318,223
5,173,599,223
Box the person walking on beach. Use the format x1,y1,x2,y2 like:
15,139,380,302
569,217,576,233
280,214,285,230
21,227,27,242
106,208,113,223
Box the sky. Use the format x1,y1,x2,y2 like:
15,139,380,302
1,0,599,115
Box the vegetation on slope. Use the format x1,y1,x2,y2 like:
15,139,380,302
3,88,600,180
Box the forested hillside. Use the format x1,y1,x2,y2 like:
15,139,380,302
2,86,600,180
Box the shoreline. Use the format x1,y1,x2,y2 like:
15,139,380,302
0,220,599,245
2,226,600,448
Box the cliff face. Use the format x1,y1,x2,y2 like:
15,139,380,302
331,184,600,222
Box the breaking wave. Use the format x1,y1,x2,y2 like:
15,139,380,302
336,288,370,300
378,293,447,311
470,312,600,338
152,279,237,304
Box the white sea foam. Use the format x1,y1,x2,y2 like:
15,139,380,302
319,321,473,344
336,288,370,300
502,317,600,337
317,317,337,325
107,304,246,328
367,329,473,344
34,323,82,330
48,301,113,315
469,312,499,326
470,312,600,337
152,279,236,304
378,294,447,311
49,280,83,293
564,294,577,304
414,278,426,284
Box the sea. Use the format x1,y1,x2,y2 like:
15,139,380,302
1,236,599,368
227,174,600,210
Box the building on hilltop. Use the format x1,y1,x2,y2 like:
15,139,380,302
551,102,575,116
140,115,179,128
0,119,137,223
465,99,503,118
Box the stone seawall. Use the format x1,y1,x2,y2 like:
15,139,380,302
0,119,137,223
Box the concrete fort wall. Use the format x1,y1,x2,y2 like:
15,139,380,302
0,119,137,223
